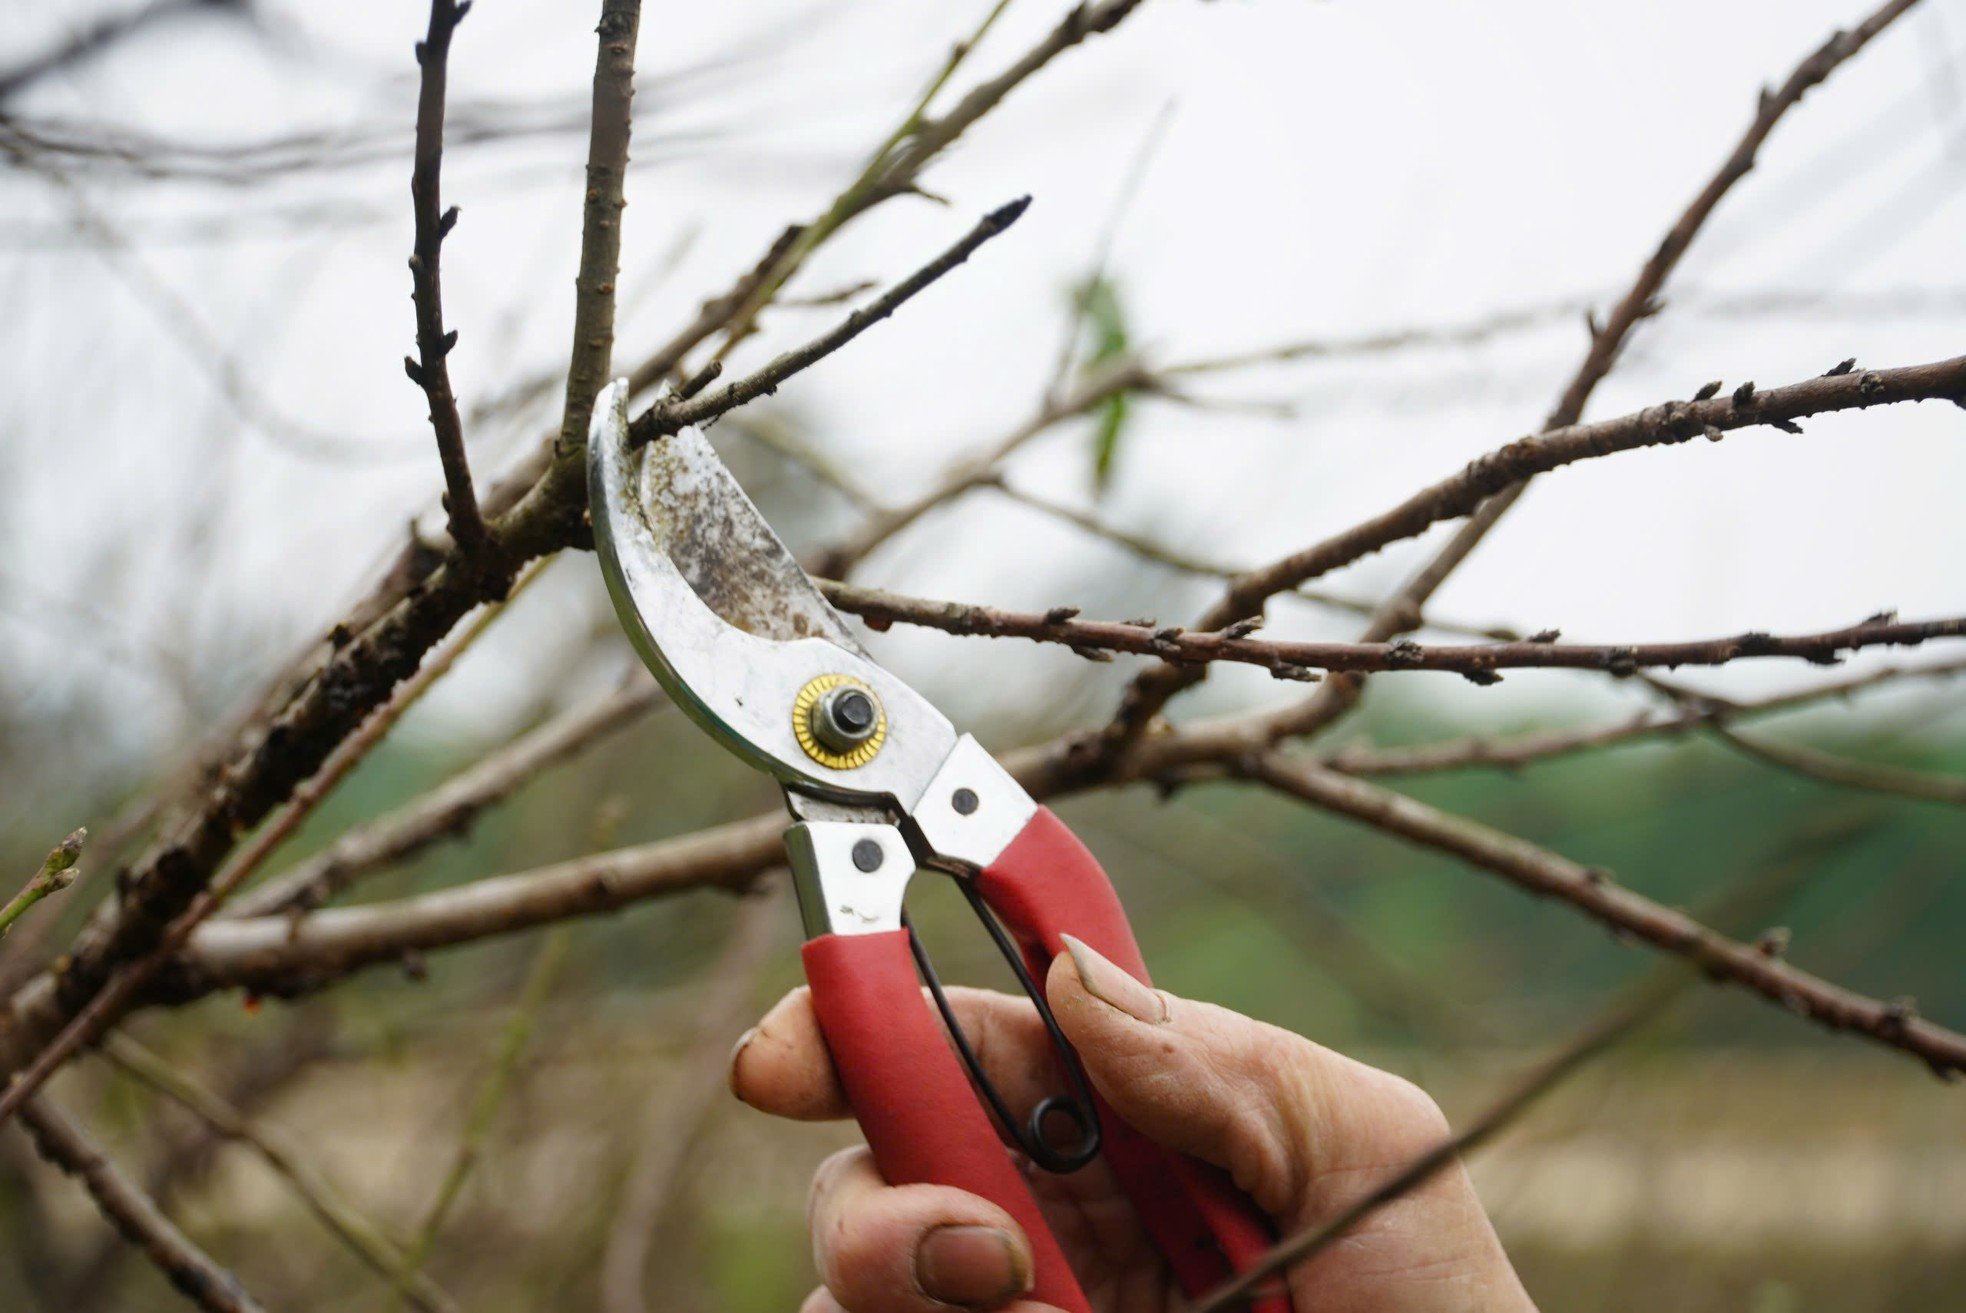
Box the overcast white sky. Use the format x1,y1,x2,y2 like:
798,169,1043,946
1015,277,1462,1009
3,0,1963,784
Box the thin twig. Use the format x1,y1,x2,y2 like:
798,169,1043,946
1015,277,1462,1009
813,354,1154,577
389,928,570,1310
102,1035,458,1313
16,1095,267,1313
707,0,1021,356
1708,724,1966,807
630,197,1034,444
1168,301,1583,377
993,483,1524,642
824,580,1966,680
1191,973,1689,1312
1323,659,1966,775
0,828,86,938
406,0,491,560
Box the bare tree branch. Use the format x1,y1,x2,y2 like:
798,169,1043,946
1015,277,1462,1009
406,0,492,561
1098,345,1965,750
552,0,642,462
228,678,664,919
1098,0,1929,752
179,815,783,994
824,580,1966,681
1240,752,1966,1077
1322,659,1966,775
159,690,1966,1087
15,1095,267,1313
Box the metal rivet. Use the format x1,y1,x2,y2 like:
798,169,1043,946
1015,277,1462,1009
951,787,979,816
851,839,884,872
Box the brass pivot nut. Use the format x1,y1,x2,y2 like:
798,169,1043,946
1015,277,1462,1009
793,675,887,769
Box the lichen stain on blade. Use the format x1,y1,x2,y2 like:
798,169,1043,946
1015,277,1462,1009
639,427,867,656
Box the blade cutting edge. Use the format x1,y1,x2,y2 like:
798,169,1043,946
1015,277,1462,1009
639,425,869,656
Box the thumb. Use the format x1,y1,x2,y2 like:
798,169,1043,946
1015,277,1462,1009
1047,935,1450,1225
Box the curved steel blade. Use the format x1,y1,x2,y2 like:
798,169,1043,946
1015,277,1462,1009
588,381,954,810
647,418,868,655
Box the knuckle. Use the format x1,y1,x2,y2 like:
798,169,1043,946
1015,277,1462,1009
1215,1022,1453,1211
807,1146,868,1228
1363,1070,1454,1156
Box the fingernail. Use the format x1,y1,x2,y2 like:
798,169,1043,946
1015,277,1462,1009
726,1026,759,1103
1061,934,1166,1024
915,1224,1030,1308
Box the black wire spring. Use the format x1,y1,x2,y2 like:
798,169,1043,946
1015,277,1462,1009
903,881,1103,1174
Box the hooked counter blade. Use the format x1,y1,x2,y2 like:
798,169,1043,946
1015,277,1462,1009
639,424,869,656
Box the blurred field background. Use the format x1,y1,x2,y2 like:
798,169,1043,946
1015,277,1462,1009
3,0,1964,1309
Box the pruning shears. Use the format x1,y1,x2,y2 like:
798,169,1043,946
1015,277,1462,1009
589,381,1291,1313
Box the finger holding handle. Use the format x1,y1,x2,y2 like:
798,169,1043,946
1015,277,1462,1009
803,928,1093,1313
976,807,1294,1313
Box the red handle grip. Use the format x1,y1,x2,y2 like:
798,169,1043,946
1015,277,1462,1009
979,808,1294,1313
803,930,1093,1313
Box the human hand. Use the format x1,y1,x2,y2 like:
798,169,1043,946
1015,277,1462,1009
730,934,1535,1313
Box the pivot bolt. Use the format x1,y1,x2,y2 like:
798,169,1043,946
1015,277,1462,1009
811,684,881,753
792,674,887,769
